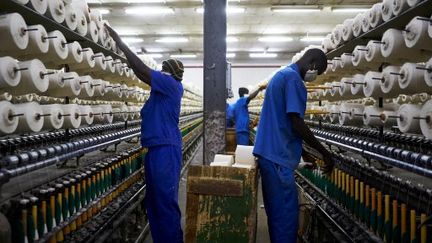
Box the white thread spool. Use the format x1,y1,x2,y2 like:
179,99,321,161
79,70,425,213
420,100,432,139
113,104,128,122
330,24,344,47
361,10,371,33
0,101,19,135
70,0,90,23
0,56,21,88
24,24,49,55
46,0,65,24
68,47,95,70
90,9,103,29
352,45,373,68
10,59,49,95
104,56,115,74
93,104,113,124
351,74,365,97
40,104,64,130
86,21,99,43
15,102,44,133
363,106,384,127
92,52,107,73
404,17,432,51
382,0,394,22
424,57,432,87
365,40,385,63
392,0,410,16
75,9,87,36
398,62,429,93
340,53,354,70
381,28,431,61
369,3,384,28
63,4,78,31
0,13,29,52
63,41,83,64
0,93,12,101
16,0,30,4
397,104,422,133
60,104,81,128
79,105,93,125
92,79,106,97
363,71,385,98
49,72,81,97
27,0,48,15
78,75,95,98
381,65,402,96
46,30,68,61
352,13,364,37
235,145,255,166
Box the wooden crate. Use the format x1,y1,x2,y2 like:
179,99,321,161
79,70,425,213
185,165,258,243
226,128,237,153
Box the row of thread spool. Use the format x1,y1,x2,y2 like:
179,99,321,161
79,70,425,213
6,147,145,243
298,157,430,243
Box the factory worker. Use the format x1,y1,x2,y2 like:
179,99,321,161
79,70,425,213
226,103,235,128
253,48,334,243
233,86,266,145
106,25,184,243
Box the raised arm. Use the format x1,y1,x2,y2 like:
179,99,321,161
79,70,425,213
105,24,152,86
246,84,266,104
288,113,334,174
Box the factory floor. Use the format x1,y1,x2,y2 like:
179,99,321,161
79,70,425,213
143,142,271,243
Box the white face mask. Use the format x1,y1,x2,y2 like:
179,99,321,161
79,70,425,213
304,69,318,82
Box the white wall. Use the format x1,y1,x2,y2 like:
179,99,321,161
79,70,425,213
182,65,283,103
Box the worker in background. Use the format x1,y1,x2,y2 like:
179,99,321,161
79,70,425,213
253,48,334,243
106,25,184,243
233,86,265,145
226,103,235,128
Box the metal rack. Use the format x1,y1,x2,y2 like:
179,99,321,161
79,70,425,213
0,0,127,63
326,0,432,59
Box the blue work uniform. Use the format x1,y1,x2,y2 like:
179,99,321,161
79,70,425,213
253,64,307,243
233,97,250,145
226,103,235,128
140,70,184,243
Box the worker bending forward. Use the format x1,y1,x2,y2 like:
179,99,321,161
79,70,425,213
253,49,334,243
106,25,184,243
233,86,265,145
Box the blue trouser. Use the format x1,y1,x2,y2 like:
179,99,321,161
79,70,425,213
144,145,183,243
236,131,250,145
258,156,299,243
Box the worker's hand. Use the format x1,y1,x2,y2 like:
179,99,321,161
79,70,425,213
104,24,120,42
259,83,267,90
321,152,334,175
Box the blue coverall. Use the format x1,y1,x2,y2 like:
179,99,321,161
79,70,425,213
233,97,250,145
253,64,307,243
140,70,184,243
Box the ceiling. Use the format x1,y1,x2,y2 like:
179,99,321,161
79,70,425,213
88,0,381,64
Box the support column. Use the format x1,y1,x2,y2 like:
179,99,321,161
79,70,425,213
203,0,227,164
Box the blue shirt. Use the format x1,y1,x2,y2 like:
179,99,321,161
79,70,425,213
226,103,235,127
233,97,250,133
253,64,307,170
141,70,183,147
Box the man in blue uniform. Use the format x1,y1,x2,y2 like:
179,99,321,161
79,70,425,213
106,25,184,243
233,86,265,145
253,48,334,243
226,103,235,128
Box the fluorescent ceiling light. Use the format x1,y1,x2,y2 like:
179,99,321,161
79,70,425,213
271,6,321,13
155,37,188,43
249,53,278,58
226,36,239,42
226,53,236,58
145,48,165,53
195,7,245,14
125,7,174,15
332,8,370,13
147,53,163,58
121,37,144,43
170,54,197,58
93,8,110,15
258,36,293,42
300,36,326,42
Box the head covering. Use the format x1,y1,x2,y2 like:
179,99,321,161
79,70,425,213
239,87,249,97
162,59,184,81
